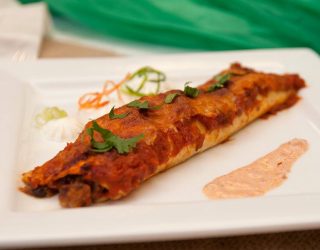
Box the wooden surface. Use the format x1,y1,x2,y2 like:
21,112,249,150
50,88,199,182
18,37,318,250
12,230,320,250
39,37,118,58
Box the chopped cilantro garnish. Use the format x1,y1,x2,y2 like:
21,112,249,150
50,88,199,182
207,73,232,92
165,93,180,104
109,106,129,120
127,100,162,110
87,121,144,154
184,82,199,98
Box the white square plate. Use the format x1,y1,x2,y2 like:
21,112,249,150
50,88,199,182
1,48,320,249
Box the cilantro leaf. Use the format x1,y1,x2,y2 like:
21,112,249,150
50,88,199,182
127,100,162,110
107,133,144,154
109,106,129,120
92,120,112,138
127,100,149,109
184,82,199,98
207,73,232,92
87,121,144,154
165,93,180,104
149,104,163,110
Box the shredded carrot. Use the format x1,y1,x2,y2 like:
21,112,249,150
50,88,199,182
116,87,124,103
103,74,131,96
78,73,130,110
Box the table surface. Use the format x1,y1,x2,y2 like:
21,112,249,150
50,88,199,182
13,37,319,250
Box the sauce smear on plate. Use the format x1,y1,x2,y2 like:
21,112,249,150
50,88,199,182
203,138,308,199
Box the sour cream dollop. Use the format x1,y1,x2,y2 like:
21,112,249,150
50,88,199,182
41,117,83,142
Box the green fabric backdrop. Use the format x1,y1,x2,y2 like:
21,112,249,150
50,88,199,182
20,0,320,53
